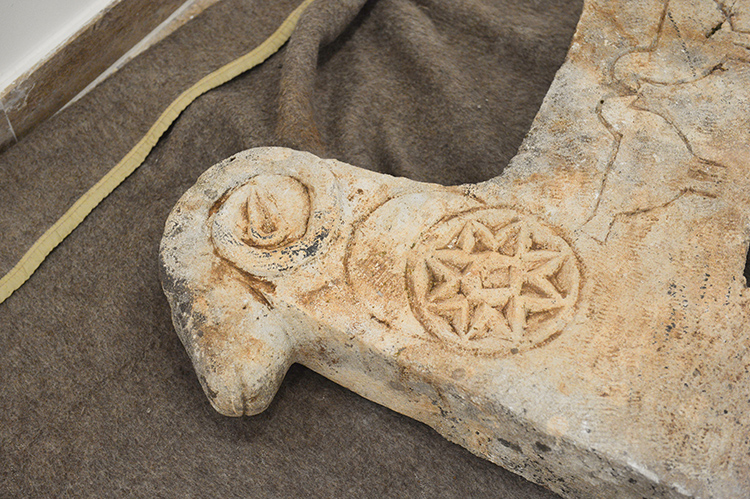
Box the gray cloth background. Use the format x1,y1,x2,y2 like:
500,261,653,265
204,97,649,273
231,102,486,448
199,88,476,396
1,0,587,496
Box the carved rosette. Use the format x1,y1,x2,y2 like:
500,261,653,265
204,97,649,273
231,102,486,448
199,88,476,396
407,208,580,355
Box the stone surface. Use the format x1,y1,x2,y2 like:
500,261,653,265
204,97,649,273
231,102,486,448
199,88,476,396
159,0,750,497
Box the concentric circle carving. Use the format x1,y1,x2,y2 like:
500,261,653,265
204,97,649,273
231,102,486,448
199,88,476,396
407,208,580,355
240,174,310,248
211,165,340,278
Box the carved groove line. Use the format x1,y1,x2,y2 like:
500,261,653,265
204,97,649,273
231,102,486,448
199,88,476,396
586,0,742,243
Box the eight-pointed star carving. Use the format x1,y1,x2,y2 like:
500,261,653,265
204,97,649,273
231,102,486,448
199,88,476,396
425,219,569,343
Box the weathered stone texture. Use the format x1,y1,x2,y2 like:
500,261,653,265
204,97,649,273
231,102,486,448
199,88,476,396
160,0,750,497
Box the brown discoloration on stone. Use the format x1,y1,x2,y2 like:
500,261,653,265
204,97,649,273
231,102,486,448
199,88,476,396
208,248,274,308
208,188,235,218
160,1,750,497
231,267,275,309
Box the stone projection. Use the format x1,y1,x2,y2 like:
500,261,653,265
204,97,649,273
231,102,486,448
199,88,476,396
160,0,750,497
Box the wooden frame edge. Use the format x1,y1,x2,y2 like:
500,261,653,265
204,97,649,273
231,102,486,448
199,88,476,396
0,0,187,152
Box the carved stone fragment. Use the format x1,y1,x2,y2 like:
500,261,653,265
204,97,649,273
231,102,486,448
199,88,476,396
160,0,750,497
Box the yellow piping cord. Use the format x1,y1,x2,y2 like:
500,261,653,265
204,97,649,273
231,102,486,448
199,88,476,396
0,0,316,305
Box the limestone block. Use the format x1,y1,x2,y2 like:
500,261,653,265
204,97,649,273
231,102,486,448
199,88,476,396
160,0,750,497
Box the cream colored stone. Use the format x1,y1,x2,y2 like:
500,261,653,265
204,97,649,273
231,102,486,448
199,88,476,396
160,1,750,497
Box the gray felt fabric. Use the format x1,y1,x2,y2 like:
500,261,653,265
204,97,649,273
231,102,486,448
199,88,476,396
1,0,584,496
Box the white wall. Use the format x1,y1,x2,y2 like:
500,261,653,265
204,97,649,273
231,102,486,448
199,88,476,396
0,0,116,92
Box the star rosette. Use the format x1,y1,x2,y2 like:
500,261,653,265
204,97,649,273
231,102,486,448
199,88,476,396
407,208,580,355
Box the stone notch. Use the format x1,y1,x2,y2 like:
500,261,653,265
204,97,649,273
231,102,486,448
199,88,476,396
159,0,750,497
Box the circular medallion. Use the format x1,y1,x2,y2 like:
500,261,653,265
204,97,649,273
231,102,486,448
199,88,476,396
211,161,341,278
407,208,580,355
